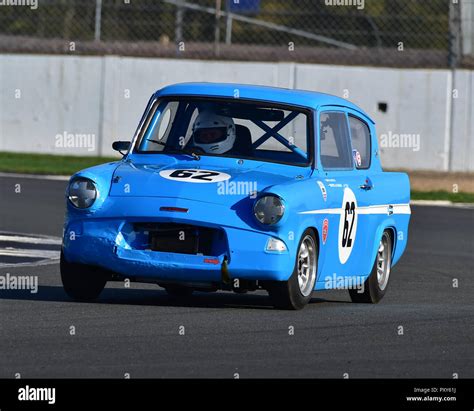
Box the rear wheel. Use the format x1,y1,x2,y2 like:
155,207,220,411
349,230,392,304
268,229,318,310
60,252,108,301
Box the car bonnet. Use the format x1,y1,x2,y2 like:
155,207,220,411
109,157,310,206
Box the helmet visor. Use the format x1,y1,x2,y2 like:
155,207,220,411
194,127,227,144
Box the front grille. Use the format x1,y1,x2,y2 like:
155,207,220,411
133,223,226,256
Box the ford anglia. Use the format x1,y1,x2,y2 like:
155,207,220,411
61,83,411,310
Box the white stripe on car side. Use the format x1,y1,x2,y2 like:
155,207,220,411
299,203,411,215
299,209,342,215
358,204,411,215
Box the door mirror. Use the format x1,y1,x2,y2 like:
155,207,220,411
112,141,130,156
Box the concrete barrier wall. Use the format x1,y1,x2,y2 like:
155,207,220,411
0,55,103,156
451,70,474,172
0,54,472,171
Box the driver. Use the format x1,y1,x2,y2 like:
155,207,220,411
192,111,236,154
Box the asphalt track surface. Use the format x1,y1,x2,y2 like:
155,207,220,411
0,175,473,378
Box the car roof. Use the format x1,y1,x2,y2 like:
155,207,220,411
155,82,373,123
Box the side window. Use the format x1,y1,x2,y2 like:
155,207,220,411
349,116,371,169
138,101,179,151
319,112,353,170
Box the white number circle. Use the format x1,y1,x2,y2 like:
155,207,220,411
338,187,358,264
159,169,231,183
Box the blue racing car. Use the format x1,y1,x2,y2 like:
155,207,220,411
61,83,411,310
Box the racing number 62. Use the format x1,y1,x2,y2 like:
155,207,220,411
169,169,220,181
342,201,356,248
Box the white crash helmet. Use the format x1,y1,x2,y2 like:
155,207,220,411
192,111,236,154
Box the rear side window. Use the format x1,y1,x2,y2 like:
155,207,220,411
349,116,371,169
319,112,353,170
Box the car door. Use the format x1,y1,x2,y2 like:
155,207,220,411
345,109,384,273
316,107,373,282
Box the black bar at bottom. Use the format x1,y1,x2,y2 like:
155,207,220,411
0,379,472,410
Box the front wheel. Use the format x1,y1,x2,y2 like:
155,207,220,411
349,230,393,304
60,252,108,301
268,229,318,310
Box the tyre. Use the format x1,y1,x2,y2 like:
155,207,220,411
349,230,392,304
268,229,318,310
60,252,108,301
164,285,194,297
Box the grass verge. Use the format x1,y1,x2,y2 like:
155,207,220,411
410,190,474,203
0,152,118,176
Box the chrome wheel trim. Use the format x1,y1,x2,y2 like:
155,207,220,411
297,235,317,297
376,232,392,291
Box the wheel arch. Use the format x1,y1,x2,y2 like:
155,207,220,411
306,226,323,285
370,224,396,268
306,226,320,250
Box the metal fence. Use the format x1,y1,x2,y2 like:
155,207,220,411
0,0,472,68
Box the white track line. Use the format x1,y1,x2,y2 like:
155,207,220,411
0,258,60,268
0,232,62,268
410,200,474,209
0,231,62,241
0,172,69,181
0,235,62,245
0,249,60,259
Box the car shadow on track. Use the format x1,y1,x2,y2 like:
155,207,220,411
0,285,351,310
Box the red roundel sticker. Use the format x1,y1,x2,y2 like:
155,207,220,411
322,218,329,245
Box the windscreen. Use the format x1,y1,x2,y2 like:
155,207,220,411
135,97,311,166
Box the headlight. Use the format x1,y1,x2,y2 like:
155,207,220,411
253,195,285,225
67,177,97,209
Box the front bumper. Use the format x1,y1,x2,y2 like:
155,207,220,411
63,198,294,283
